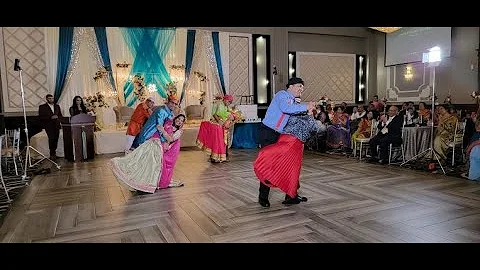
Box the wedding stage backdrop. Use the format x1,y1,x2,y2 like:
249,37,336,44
0,27,254,154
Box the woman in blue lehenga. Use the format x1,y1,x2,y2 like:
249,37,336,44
326,106,350,149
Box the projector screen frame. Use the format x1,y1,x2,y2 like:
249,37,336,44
383,27,452,67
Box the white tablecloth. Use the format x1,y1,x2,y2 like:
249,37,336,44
94,129,127,154
30,125,200,157
30,130,65,157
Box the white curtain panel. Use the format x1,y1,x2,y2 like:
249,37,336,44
165,28,187,104
45,27,59,100
106,27,134,106
58,27,111,115
184,30,224,119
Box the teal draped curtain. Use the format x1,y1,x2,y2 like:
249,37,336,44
54,27,74,102
120,27,175,107
180,30,196,103
94,27,116,92
212,32,226,95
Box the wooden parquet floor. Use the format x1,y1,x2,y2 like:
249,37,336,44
1,148,480,243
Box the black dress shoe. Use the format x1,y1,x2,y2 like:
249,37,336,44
282,196,301,205
297,195,308,202
285,194,308,202
258,197,270,207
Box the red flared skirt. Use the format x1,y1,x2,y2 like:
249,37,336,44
253,134,304,198
196,121,227,162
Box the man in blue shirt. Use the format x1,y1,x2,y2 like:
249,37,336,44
135,94,179,147
257,77,315,207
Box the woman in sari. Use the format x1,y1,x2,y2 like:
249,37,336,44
326,106,350,149
350,110,377,148
197,94,237,163
109,114,186,193
433,104,458,162
254,108,321,205
417,102,431,124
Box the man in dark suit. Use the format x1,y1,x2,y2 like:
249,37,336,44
38,94,63,160
368,105,403,164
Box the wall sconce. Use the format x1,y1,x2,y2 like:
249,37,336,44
355,55,366,103
404,65,414,80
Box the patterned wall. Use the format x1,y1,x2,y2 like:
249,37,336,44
0,27,49,113
296,52,355,103
228,35,251,104
386,62,432,102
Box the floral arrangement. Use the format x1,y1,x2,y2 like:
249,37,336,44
170,64,185,70
93,66,111,81
165,81,177,96
132,74,147,102
193,71,208,82
199,91,206,105
84,92,109,113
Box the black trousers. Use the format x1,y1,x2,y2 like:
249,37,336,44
46,128,60,157
369,134,402,161
258,123,280,199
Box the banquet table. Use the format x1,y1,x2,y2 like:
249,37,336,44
403,126,433,160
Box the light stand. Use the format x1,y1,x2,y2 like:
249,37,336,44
14,59,61,182
272,65,277,99
400,47,445,174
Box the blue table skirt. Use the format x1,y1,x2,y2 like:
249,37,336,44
232,122,260,149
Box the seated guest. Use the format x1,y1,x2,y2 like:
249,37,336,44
350,105,366,121
349,105,366,135
449,106,461,121
461,119,480,179
467,144,480,181
351,110,378,148
326,105,350,150
398,102,409,117
417,102,431,125
368,105,403,164
463,113,477,148
433,104,458,163
69,96,88,116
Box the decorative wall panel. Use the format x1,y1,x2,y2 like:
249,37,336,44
0,27,49,113
386,62,432,102
229,35,251,104
296,52,355,103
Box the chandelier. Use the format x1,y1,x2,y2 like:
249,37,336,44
369,27,402,34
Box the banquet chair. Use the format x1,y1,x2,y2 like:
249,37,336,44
0,135,12,203
113,106,134,127
388,121,406,164
354,119,378,160
448,120,467,166
2,128,22,175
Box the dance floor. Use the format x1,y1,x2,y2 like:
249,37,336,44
1,148,480,243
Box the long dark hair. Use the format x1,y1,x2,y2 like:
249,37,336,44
172,114,186,130
70,96,87,116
